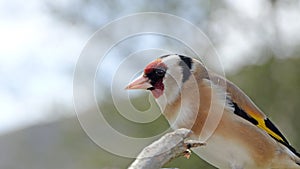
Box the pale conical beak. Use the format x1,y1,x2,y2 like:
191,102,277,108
125,74,153,90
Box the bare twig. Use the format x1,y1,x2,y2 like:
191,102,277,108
128,128,205,169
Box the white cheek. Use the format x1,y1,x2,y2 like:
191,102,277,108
163,68,182,104
155,94,167,112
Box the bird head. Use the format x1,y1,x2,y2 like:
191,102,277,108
126,54,197,101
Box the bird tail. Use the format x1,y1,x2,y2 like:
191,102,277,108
272,144,300,168
295,153,300,166
287,144,300,166
288,146,300,167
278,140,300,166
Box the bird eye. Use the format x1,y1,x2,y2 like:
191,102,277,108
155,69,165,77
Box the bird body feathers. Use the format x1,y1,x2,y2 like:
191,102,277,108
126,54,300,169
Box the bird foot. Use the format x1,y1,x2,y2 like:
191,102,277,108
183,148,192,159
183,140,206,159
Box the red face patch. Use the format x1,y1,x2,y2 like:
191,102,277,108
144,59,167,98
144,59,167,75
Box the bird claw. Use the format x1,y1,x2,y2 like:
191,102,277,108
182,141,205,159
183,148,192,159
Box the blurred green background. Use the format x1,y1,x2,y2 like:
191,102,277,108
1,0,300,169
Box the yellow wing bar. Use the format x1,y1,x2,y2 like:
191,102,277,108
253,115,287,143
232,100,300,157
233,102,289,145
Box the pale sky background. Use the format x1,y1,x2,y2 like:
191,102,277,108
0,0,89,134
0,0,299,135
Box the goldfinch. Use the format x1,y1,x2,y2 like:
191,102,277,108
126,54,300,169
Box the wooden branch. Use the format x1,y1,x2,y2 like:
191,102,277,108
128,128,205,169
